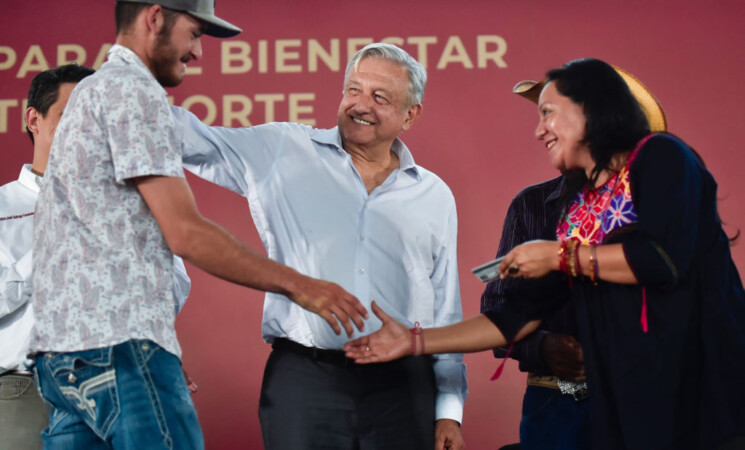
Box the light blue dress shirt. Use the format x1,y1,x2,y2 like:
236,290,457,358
175,107,467,421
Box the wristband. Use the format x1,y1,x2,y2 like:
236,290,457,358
410,322,424,356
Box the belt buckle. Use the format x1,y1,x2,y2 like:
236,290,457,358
572,386,588,402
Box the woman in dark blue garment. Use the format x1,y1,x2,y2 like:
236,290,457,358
343,58,745,449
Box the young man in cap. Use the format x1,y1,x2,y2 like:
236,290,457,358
30,2,367,448
0,63,94,450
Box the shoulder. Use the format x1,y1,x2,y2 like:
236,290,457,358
514,176,563,201
247,121,316,140
0,180,35,213
415,166,456,205
633,133,700,170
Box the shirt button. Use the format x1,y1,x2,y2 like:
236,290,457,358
360,236,366,241
359,269,365,274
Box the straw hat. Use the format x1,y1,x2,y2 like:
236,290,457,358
513,66,667,132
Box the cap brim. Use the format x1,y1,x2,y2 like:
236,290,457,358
512,67,667,132
189,11,242,38
512,79,543,104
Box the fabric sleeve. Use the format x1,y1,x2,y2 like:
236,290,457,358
483,272,571,342
101,75,183,183
623,134,704,286
480,192,550,371
172,256,191,315
0,249,32,317
174,106,287,197
429,197,467,422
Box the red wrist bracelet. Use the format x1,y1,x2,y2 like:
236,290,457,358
410,322,424,356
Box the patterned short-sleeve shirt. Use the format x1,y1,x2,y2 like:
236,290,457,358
31,45,185,358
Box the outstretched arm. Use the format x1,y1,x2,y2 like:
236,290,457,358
136,175,368,337
344,301,540,363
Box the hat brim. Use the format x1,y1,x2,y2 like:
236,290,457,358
513,66,667,132
188,11,242,38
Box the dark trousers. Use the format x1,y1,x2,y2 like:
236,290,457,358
259,339,436,450
520,386,591,450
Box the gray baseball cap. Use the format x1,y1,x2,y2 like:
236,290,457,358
117,0,242,37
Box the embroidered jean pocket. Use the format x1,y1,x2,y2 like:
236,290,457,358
46,348,120,438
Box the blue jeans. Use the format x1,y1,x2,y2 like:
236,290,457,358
520,385,591,450
34,340,203,449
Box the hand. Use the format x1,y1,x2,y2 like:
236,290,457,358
343,301,412,363
498,240,560,279
182,367,199,394
436,419,465,450
290,276,368,337
540,333,585,382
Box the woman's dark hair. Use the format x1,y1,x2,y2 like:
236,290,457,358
547,58,650,205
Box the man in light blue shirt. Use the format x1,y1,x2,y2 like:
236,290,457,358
177,43,467,450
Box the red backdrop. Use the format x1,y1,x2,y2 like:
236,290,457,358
2,1,744,448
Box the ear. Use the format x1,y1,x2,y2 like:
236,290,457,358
401,103,423,131
142,4,165,37
26,107,40,135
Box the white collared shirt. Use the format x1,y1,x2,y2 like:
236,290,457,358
0,165,41,372
176,108,467,422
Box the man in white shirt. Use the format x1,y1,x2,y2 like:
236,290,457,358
177,43,467,450
30,2,366,448
0,63,95,450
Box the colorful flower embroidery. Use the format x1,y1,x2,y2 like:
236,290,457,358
557,163,637,245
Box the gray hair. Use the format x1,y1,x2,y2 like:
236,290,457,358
344,43,427,107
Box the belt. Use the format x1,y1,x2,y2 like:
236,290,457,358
272,338,355,366
0,370,33,378
527,373,588,402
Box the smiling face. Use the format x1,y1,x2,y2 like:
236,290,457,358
535,81,593,172
337,57,421,153
150,12,204,87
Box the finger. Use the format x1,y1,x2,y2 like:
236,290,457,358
349,294,369,320
330,305,355,337
371,300,393,323
498,257,514,279
344,335,370,349
339,298,366,332
348,356,378,364
321,310,341,335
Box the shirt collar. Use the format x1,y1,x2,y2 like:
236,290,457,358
18,164,42,194
106,44,162,88
311,127,422,180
